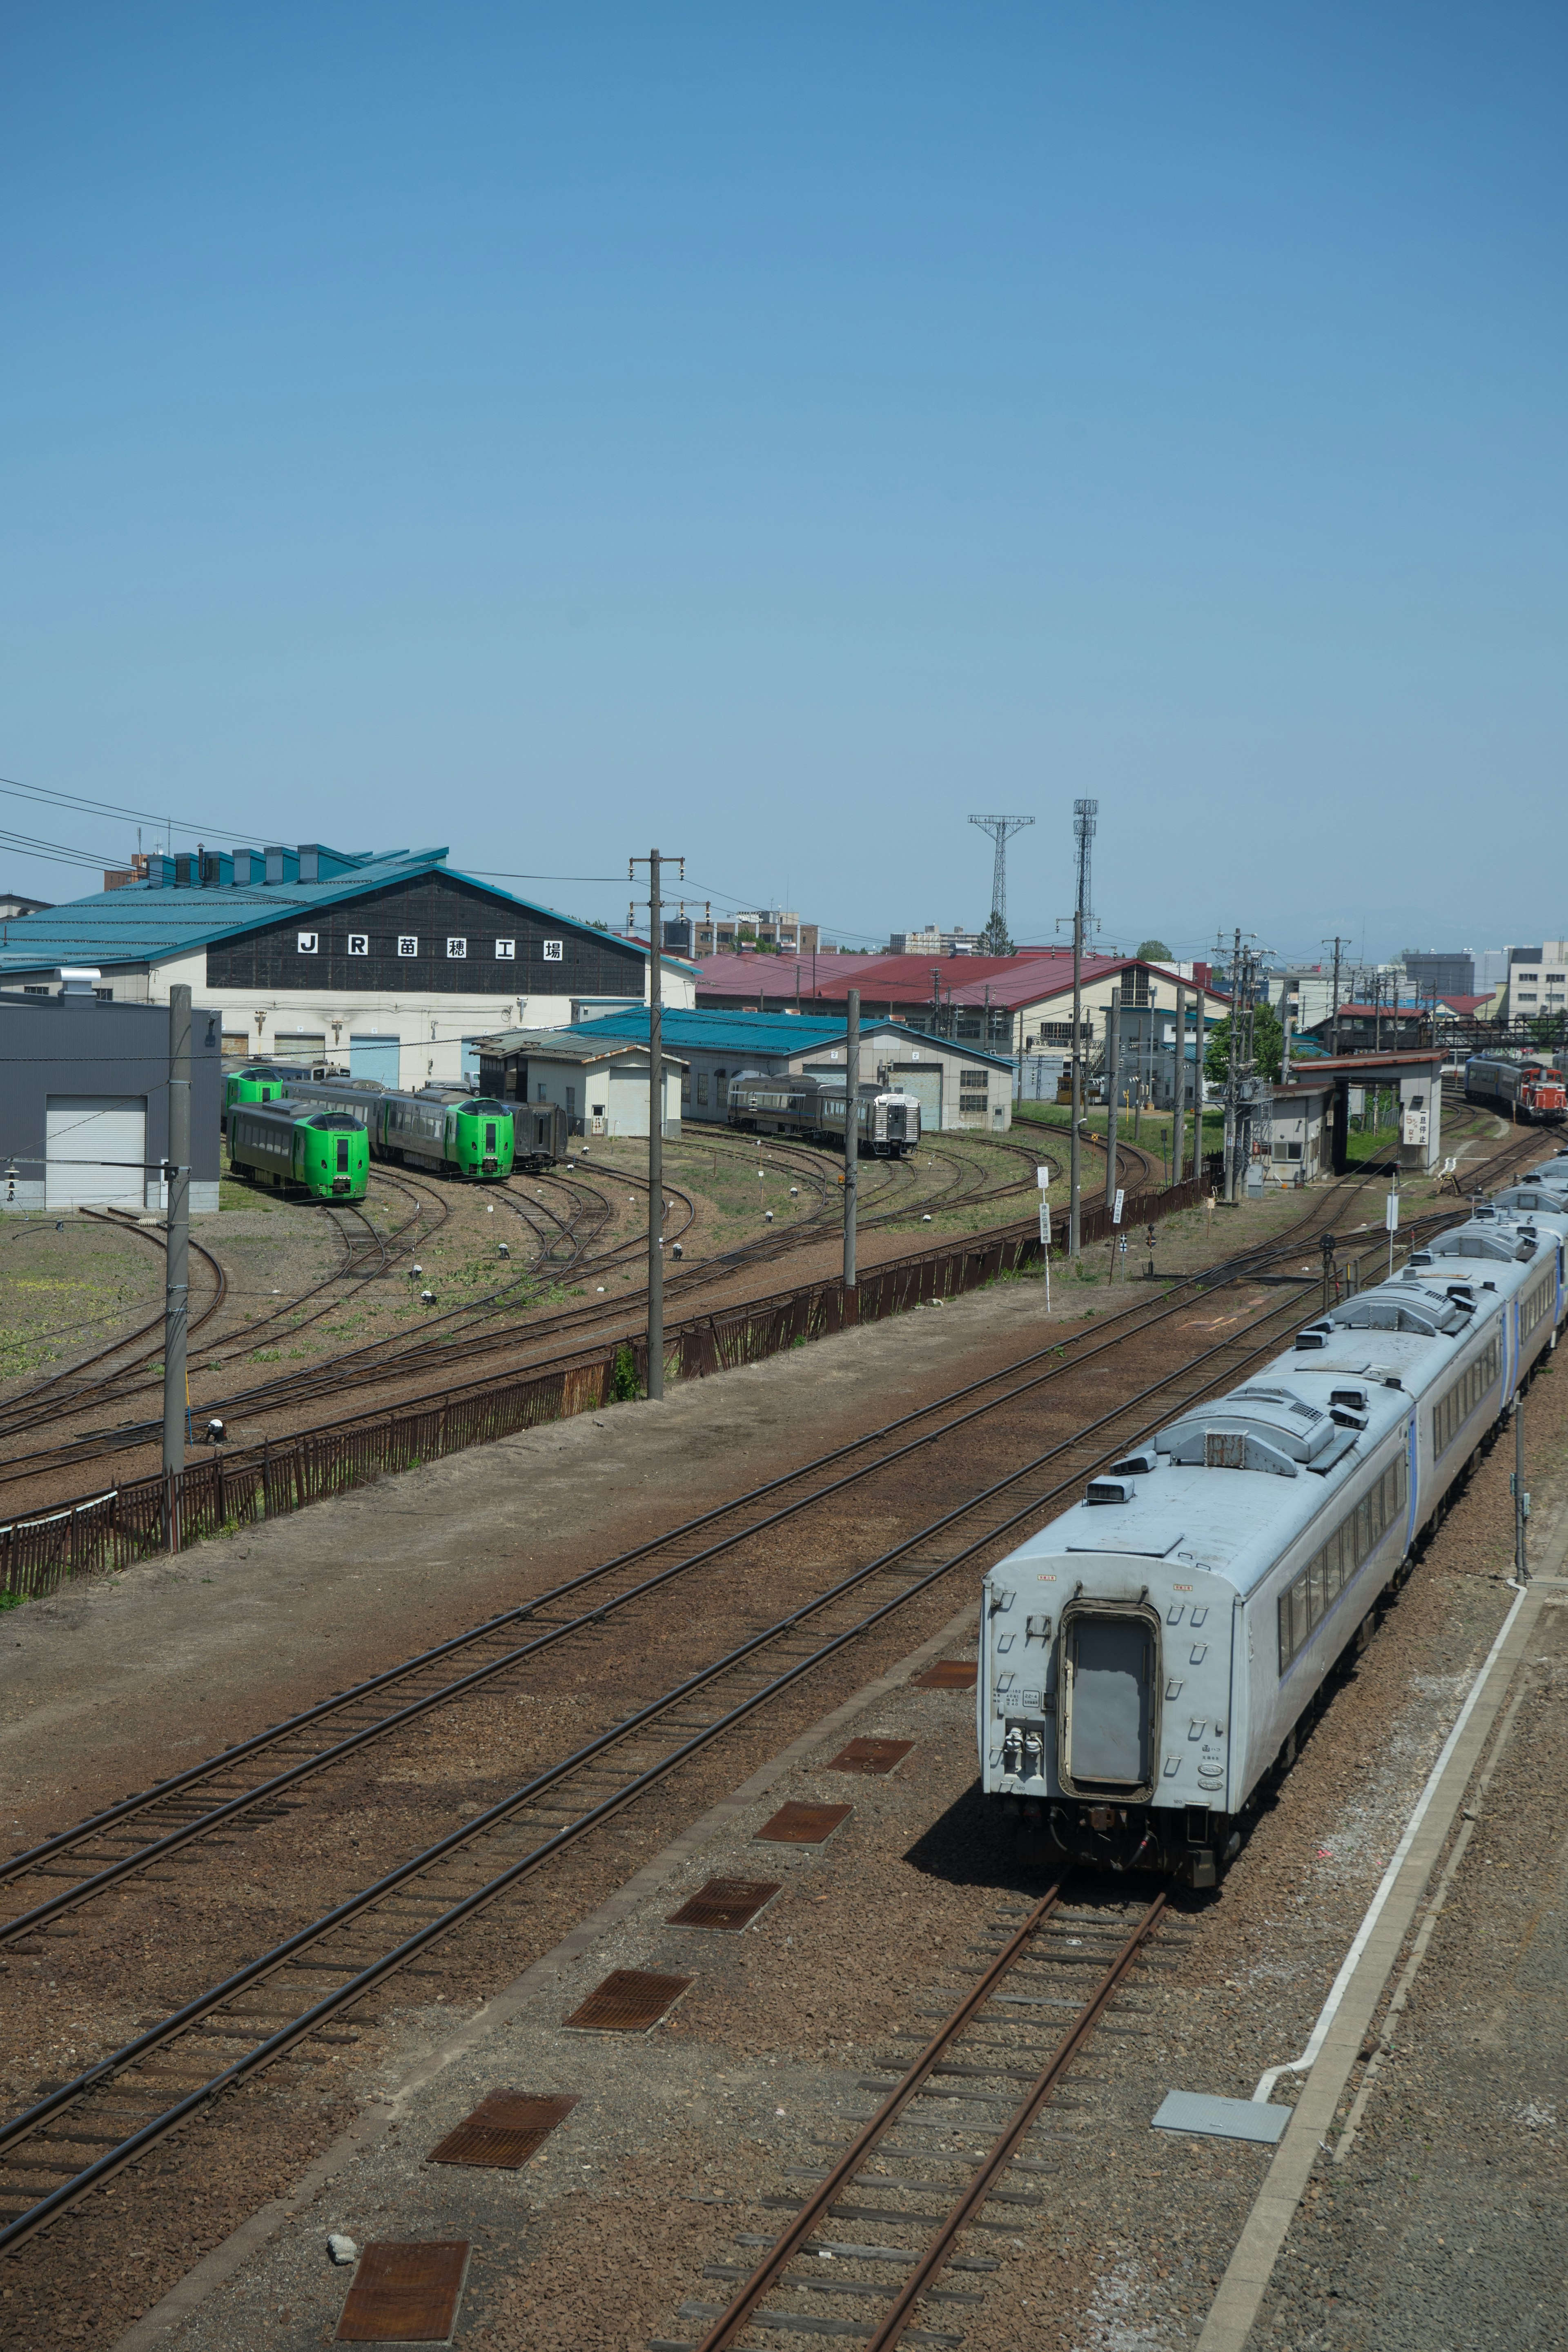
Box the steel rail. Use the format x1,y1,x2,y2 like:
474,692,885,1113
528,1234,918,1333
0,1190,1389,1916
0,1271,1252,2251
0,1262,1363,2180
688,1894,1167,2352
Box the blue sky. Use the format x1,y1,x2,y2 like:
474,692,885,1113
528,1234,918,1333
2,5,1562,965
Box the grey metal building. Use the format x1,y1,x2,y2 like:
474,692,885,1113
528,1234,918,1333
0,986,222,1214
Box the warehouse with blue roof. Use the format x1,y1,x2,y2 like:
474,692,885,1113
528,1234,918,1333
0,845,696,1091
475,1005,1013,1134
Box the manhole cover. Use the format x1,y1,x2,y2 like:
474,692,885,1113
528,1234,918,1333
826,1737,916,1775
426,2090,578,2169
666,1878,782,1931
336,2242,470,2343
753,1801,854,1845
915,1659,978,1690
562,1968,693,2032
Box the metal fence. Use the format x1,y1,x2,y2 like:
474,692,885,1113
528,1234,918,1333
0,1172,1213,1601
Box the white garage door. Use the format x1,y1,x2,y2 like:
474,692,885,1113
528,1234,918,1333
895,1066,943,1131
46,1096,148,1212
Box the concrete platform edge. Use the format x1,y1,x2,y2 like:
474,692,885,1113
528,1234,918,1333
1195,1548,1565,2350
109,1597,982,2352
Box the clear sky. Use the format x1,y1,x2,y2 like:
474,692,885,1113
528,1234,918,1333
2,5,1562,967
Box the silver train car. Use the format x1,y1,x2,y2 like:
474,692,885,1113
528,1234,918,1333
978,1192,1567,1888
726,1071,922,1157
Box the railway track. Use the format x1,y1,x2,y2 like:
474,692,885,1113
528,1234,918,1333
673,1887,1171,2352
0,1170,1472,2251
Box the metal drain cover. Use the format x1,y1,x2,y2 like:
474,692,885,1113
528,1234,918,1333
753,1800,854,1845
563,1968,693,2032
426,2090,578,2169
915,1659,978,1689
336,2241,470,2343
826,1737,916,1775
666,1877,783,1931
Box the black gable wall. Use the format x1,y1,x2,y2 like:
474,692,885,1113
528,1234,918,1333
204,875,647,998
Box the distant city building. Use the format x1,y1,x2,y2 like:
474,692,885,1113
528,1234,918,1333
1265,965,1339,1033
887,925,984,956
688,907,816,956
1403,949,1475,1002
1508,944,1568,1025
1474,948,1510,991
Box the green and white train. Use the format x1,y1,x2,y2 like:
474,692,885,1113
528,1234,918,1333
280,1078,517,1181
227,1104,370,1199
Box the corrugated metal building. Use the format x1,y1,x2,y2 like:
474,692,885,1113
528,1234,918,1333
474,1029,686,1140
556,1007,1015,1133
0,987,222,1214
0,845,695,1090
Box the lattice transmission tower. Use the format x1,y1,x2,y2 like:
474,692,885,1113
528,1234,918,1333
969,813,1034,935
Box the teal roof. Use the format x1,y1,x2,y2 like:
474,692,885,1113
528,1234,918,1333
0,849,648,975
568,1007,1013,1069
571,1007,849,1056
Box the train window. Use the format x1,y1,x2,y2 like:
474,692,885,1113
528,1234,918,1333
1279,1454,1409,1675
484,1123,496,1149
336,1138,349,1172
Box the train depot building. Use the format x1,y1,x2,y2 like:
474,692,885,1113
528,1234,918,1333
524,1007,1015,1134
0,981,222,1213
474,1028,686,1140
0,845,694,1091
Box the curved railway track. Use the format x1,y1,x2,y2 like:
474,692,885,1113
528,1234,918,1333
0,1156,1501,2250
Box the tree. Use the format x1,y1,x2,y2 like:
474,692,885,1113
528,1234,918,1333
1204,1001,1285,1086
1137,938,1173,962
978,911,1013,956
1530,1010,1567,1048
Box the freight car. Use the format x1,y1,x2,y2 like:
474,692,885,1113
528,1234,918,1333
978,1189,1566,1889
227,1105,369,1200
726,1071,922,1156
1464,1052,1567,1123
280,1079,517,1180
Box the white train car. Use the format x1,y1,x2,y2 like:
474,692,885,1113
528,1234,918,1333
978,1196,1566,1888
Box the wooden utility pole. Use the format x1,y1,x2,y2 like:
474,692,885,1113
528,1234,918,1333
1066,799,1097,1257
630,849,684,1398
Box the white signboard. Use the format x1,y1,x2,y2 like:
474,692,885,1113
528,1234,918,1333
1038,1200,1051,1247
1403,1108,1429,1146
1036,1166,1050,1189
1385,1192,1401,1231
1112,1188,1125,1225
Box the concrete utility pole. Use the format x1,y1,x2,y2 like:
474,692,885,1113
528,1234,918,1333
1192,981,1206,1180
1104,986,1120,1208
162,983,191,1546
844,988,859,1314
1066,798,1097,1258
1172,982,1188,1183
630,849,684,1399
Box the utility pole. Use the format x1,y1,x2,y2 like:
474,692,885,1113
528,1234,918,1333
844,987,859,1316
1192,979,1206,1181
1223,930,1240,1204
1323,936,1345,1058
1513,1397,1529,1583
162,983,191,1548
1172,982,1187,1183
1066,799,1097,1257
1104,985,1120,1208
630,849,684,1399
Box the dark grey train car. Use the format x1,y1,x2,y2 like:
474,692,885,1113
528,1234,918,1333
726,1070,921,1156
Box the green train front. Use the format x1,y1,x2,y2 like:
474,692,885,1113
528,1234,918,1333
444,1095,515,1178
227,1105,369,1199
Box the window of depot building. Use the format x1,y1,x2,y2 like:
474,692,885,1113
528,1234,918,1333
715,1068,729,1104
696,1072,709,1105
591,1101,606,1118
